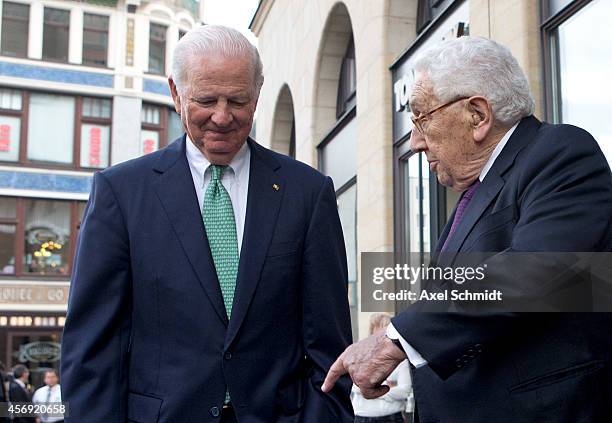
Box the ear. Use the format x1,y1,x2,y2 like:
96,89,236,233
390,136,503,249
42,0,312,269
168,76,182,114
467,96,494,143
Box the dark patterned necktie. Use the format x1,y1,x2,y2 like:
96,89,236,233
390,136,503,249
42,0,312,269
441,180,481,251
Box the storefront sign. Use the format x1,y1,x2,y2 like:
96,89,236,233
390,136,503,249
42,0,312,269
80,124,109,168
0,116,20,161
88,126,102,166
0,284,68,304
18,342,61,363
0,124,11,152
141,129,160,155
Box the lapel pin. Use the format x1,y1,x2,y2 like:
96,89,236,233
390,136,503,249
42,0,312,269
272,184,280,191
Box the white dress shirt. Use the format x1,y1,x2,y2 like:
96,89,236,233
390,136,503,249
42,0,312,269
32,384,63,422
387,122,519,368
185,136,251,255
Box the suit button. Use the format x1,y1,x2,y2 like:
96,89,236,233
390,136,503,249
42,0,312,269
224,351,232,360
210,406,220,417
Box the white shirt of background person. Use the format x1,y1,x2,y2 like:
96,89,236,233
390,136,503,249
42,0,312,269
32,371,63,423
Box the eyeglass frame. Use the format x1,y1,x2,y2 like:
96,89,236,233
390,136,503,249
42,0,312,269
410,96,471,134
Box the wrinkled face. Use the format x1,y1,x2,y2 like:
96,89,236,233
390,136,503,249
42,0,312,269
44,372,58,387
409,76,476,190
170,54,258,165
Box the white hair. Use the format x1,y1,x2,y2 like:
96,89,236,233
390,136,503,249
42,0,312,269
413,36,535,125
172,24,264,95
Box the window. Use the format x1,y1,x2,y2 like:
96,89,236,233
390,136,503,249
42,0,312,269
42,7,70,62
141,104,164,155
416,0,453,33
82,13,109,67
24,199,71,275
1,2,29,58
318,106,357,340
80,97,112,168
543,0,612,165
0,88,112,169
0,197,86,277
0,198,17,274
149,23,167,75
167,108,183,143
0,88,23,162
139,105,180,153
28,93,75,164
336,36,356,118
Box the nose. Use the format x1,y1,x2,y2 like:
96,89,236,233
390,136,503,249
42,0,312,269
409,127,427,153
210,101,233,127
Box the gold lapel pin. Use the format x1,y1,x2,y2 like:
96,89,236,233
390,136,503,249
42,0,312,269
272,184,280,191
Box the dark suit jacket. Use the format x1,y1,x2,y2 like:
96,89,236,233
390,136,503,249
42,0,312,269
8,381,35,423
61,137,354,422
392,116,612,422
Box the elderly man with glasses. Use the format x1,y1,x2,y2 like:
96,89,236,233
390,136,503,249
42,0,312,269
324,36,612,423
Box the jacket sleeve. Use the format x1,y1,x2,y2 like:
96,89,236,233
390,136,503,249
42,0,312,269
61,171,132,422
393,125,612,380
300,176,354,422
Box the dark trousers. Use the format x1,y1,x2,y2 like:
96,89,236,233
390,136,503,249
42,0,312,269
354,412,405,423
220,405,238,423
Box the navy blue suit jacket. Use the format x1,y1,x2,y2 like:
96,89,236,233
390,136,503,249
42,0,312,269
393,116,612,422
61,137,354,422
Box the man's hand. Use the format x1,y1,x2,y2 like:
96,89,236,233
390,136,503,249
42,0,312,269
322,333,406,399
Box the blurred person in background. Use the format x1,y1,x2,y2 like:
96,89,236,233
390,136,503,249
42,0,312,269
351,313,413,423
9,364,35,423
32,369,63,423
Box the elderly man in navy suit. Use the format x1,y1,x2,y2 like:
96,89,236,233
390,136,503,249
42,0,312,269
323,36,612,422
61,25,353,423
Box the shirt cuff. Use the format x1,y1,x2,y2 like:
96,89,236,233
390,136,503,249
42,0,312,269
386,322,428,368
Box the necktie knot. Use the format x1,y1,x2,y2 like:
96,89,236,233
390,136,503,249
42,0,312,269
209,164,227,181
463,179,481,200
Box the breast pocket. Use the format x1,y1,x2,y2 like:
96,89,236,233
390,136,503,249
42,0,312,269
266,241,299,258
465,205,517,251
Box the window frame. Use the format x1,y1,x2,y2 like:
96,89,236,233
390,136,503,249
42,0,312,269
140,103,169,155
148,22,168,76
0,88,113,171
0,1,30,58
42,6,71,63
0,197,87,279
540,0,593,123
82,12,110,68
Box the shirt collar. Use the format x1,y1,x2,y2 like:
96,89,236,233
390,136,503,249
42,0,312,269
185,135,250,181
479,121,519,182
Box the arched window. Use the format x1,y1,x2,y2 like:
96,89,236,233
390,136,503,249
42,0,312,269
336,36,356,118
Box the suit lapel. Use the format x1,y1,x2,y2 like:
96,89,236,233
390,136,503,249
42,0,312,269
152,136,229,326
225,139,284,348
440,172,505,264
436,116,541,265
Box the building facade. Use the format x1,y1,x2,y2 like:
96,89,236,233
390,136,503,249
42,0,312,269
250,0,611,340
0,0,200,386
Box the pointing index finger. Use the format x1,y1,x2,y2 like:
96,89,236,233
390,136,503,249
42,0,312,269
321,356,347,393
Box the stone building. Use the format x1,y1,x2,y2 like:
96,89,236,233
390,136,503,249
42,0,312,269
250,0,611,339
